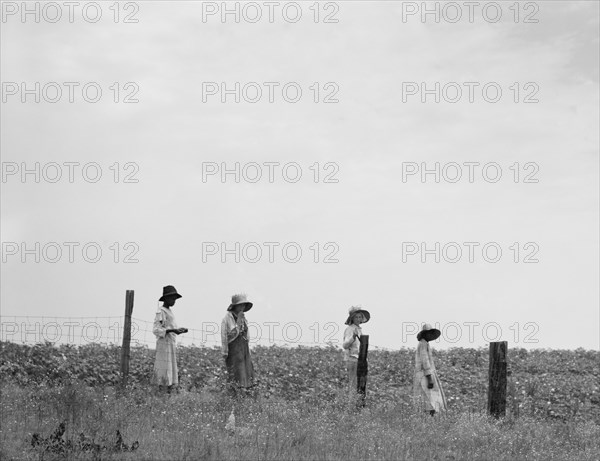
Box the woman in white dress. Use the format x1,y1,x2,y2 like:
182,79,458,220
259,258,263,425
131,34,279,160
342,305,370,404
153,285,187,392
414,323,447,415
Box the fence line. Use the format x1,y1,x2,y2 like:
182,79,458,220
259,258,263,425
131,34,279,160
0,315,395,351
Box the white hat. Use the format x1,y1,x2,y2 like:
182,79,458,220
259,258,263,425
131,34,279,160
345,305,371,325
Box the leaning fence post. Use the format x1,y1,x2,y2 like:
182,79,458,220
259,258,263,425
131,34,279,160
121,290,134,388
357,335,369,406
488,341,508,417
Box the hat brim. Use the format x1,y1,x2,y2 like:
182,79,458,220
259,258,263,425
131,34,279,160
227,302,253,312
159,293,182,302
417,328,441,341
345,309,370,325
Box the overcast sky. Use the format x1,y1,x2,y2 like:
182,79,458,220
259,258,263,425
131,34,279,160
1,1,598,351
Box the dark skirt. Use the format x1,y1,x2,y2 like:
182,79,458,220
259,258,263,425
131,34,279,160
226,334,254,388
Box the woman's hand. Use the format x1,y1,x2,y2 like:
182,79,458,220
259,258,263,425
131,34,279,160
426,374,434,389
236,312,245,325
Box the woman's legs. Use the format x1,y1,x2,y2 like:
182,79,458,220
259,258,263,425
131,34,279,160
226,336,255,397
347,358,358,405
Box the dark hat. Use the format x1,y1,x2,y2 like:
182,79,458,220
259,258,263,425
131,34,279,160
417,323,441,341
159,285,182,302
345,306,371,325
227,293,253,312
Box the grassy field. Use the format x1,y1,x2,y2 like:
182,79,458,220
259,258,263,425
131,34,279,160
1,342,599,460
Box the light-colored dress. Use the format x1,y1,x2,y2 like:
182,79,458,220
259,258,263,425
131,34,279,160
342,324,362,393
413,338,447,412
153,306,178,386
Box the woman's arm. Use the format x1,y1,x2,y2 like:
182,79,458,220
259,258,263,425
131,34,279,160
221,316,230,356
418,340,432,375
240,313,249,341
152,310,167,339
342,326,357,349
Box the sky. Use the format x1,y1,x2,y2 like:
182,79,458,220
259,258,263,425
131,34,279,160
1,1,598,351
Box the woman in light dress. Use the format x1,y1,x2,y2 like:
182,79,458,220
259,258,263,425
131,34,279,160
153,285,187,393
414,323,447,415
342,305,370,403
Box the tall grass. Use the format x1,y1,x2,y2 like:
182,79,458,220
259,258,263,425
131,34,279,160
1,381,599,461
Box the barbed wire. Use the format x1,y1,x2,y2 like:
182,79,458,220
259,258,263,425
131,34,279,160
0,315,396,351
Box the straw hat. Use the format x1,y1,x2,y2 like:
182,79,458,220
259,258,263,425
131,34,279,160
345,305,371,325
417,323,441,341
227,293,253,312
159,285,182,301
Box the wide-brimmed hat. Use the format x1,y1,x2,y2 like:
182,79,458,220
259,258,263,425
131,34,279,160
345,306,370,325
417,323,441,341
159,285,182,302
227,293,253,312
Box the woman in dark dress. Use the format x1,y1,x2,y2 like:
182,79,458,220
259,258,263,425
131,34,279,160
221,294,255,395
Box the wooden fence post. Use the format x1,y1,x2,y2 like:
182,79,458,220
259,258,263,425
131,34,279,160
357,335,369,406
121,290,134,388
488,341,508,417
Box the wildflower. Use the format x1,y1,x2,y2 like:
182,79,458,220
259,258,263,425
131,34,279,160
225,410,235,434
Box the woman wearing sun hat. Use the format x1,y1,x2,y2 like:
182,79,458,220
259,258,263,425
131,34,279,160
342,305,370,401
221,293,255,394
152,285,187,393
414,323,447,415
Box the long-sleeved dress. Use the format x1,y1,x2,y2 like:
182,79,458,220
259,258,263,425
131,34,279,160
413,338,447,412
342,324,362,393
153,306,179,386
221,311,254,388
